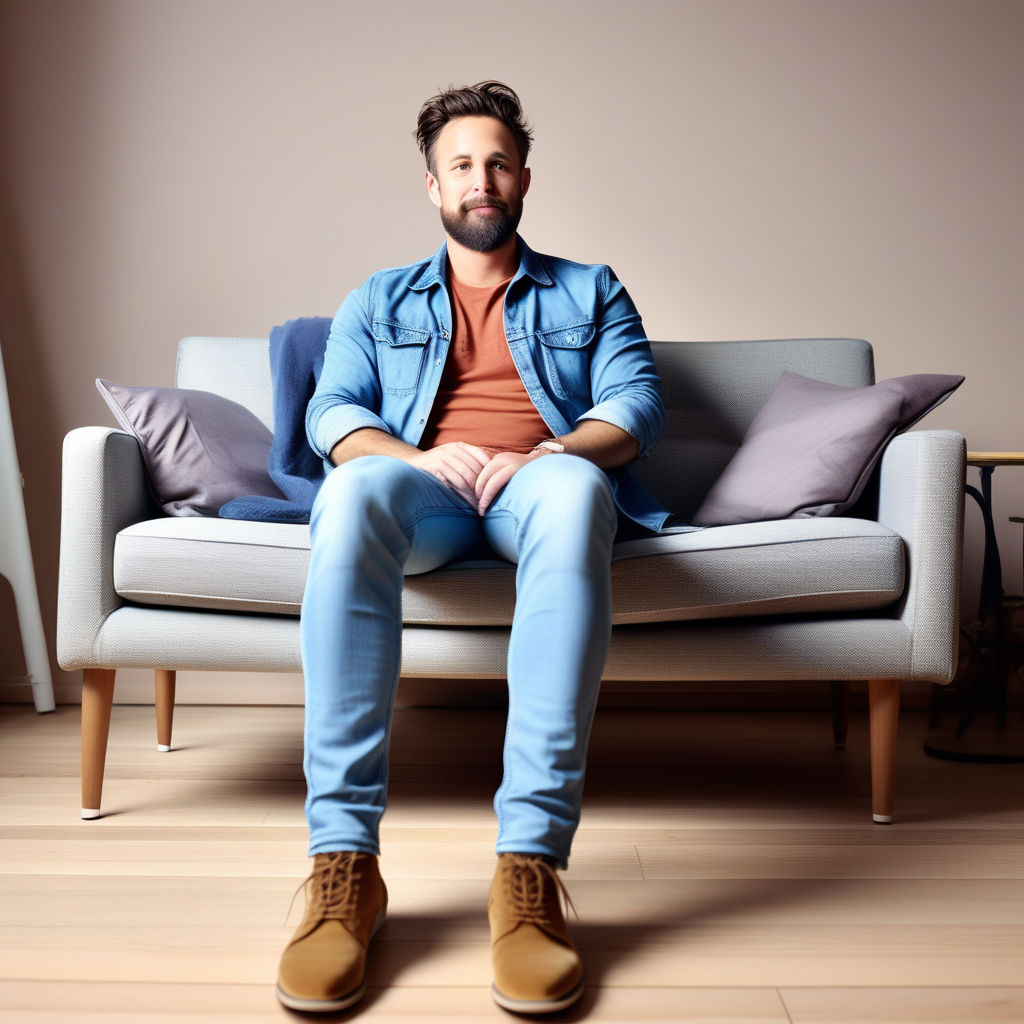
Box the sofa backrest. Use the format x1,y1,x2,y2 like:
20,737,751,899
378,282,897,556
640,338,874,518
177,336,274,429
175,334,874,519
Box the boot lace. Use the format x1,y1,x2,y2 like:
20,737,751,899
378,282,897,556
504,853,578,926
286,850,363,925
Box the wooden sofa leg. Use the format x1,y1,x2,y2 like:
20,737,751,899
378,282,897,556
155,670,176,752
868,678,901,824
830,681,851,747
81,668,116,820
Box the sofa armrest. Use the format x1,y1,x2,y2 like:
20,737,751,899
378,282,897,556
875,428,966,683
57,426,161,670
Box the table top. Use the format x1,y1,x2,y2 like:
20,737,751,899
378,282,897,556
966,452,1024,468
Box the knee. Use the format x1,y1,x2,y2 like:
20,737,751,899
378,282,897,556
311,457,424,548
314,456,413,515
532,455,616,521
515,456,617,547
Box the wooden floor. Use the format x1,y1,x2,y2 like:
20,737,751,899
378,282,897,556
1,699,1023,1023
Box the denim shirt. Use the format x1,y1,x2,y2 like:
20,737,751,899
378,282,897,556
306,236,668,530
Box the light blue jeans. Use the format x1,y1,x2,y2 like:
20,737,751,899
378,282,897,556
300,452,618,868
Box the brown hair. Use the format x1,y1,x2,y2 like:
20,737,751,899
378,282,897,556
414,80,534,175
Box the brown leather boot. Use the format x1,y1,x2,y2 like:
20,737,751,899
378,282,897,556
276,850,387,1012
488,853,585,1013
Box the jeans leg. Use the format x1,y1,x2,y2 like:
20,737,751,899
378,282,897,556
301,456,480,857
483,455,617,868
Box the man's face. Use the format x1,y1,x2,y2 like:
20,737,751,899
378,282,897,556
426,116,531,253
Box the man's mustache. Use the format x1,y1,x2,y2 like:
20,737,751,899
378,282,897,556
462,197,510,213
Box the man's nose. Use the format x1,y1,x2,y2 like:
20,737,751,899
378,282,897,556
473,167,495,193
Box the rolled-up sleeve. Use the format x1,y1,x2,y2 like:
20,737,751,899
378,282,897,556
575,268,665,458
305,283,392,460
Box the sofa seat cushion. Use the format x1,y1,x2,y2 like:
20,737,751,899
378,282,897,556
113,516,904,626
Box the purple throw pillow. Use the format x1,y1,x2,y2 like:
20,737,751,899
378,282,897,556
692,371,964,526
96,379,284,516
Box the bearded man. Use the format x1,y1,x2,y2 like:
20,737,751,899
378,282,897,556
276,80,666,1015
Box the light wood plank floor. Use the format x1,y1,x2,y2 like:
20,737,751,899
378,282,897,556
1,700,1022,1023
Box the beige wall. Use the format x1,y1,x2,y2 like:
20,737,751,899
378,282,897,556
1,0,1022,705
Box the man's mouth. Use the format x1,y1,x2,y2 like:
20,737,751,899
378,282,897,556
464,200,506,214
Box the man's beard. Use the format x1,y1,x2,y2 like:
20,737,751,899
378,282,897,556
440,196,522,253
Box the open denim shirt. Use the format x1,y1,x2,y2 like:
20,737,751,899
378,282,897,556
306,236,669,530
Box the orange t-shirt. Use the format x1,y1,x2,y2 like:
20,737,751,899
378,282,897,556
420,271,550,454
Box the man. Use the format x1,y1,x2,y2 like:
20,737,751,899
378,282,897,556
276,81,667,1015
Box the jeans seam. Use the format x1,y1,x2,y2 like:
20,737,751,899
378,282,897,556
401,505,478,538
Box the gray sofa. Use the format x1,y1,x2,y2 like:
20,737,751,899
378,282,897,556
57,337,966,823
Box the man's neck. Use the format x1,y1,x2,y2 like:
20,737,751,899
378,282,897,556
444,234,519,287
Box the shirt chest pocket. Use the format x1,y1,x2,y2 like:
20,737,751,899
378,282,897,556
537,323,595,402
371,322,431,396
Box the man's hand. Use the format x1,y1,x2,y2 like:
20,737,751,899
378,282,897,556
329,430,492,509
474,417,641,514
406,441,493,509
474,450,548,514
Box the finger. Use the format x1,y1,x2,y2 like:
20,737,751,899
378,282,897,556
473,454,511,499
436,464,479,506
432,471,477,508
476,463,516,514
441,448,494,491
445,447,490,481
473,457,497,495
455,442,492,466
423,443,488,483
448,443,491,477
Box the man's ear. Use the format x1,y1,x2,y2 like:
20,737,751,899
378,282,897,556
425,170,442,210
520,166,531,199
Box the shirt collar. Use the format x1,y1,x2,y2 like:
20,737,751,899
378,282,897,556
408,235,553,292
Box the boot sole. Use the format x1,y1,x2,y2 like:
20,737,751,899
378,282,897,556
275,979,366,1013
491,975,586,1015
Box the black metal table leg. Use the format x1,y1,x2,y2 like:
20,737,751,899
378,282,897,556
924,461,1023,763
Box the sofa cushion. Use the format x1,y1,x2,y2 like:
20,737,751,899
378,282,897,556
113,517,905,625
692,370,964,526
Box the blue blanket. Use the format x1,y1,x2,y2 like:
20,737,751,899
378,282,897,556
218,316,332,523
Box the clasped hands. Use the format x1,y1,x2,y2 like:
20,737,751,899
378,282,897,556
407,441,555,515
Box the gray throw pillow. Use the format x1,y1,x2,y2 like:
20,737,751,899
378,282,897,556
96,379,284,516
692,371,964,526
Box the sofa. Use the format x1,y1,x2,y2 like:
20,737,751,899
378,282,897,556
57,336,966,823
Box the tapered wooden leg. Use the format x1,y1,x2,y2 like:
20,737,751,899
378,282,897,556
155,670,176,752
81,668,116,819
868,678,901,824
830,681,850,747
